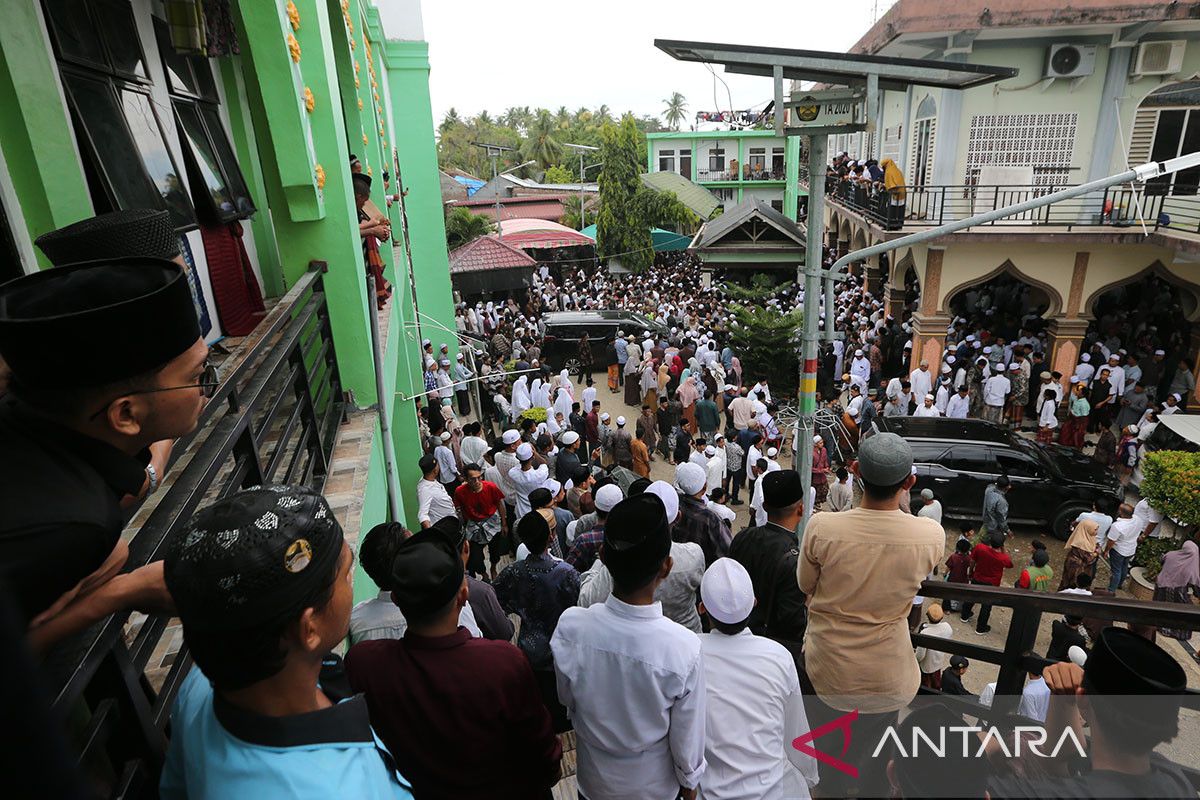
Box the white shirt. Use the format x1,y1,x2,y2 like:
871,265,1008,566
945,393,970,419
845,395,864,422
582,385,597,412
914,403,941,417
909,368,933,399
435,369,455,399
416,478,457,526
707,499,736,525
699,629,817,800
749,463,782,527
983,375,1011,407
1038,398,1059,428
917,499,943,525
1101,517,1140,558
885,377,904,401
850,357,871,383
507,463,549,519
460,435,489,467
935,384,952,413
690,451,710,469
706,458,725,495
434,444,458,483
914,619,953,675
1107,364,1126,397
1075,362,1095,386
551,596,707,800
1133,498,1164,538
1018,676,1050,723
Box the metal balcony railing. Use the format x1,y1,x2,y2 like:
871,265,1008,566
697,166,786,182
41,265,344,798
913,580,1200,791
799,165,1200,234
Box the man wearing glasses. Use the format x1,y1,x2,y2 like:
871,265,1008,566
0,210,213,652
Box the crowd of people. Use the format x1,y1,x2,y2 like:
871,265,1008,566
1,206,1197,799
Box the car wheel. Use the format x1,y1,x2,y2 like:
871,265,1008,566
564,357,583,378
1051,504,1089,541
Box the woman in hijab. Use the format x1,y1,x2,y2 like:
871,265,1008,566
553,377,573,421
640,358,658,408
677,374,700,434
657,358,671,401
1057,518,1099,592
511,375,532,420
1155,541,1200,644
730,355,743,388
879,157,906,230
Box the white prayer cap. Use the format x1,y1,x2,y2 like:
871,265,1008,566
972,341,982,349
715,432,725,441
1155,349,1166,356
425,357,435,367
904,341,913,349
704,445,717,457
941,365,951,374
767,447,779,458
560,431,580,445
1009,363,1020,371
502,429,520,445
675,462,708,495
645,480,680,521
983,346,993,354
946,355,956,364
594,483,623,512
1172,393,1182,401
925,393,935,401
1070,375,1082,383
422,338,431,347
543,479,563,496
813,435,823,443
516,443,533,460
1109,353,1120,361
700,558,755,625
1126,424,1140,434
456,352,464,360
855,349,864,356
440,342,449,351
1081,354,1090,362
920,359,929,367
439,431,452,442
439,358,450,366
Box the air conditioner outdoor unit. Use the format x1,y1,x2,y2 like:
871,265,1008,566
1132,40,1186,76
1045,44,1097,79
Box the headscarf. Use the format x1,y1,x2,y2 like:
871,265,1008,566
677,375,700,407
880,158,906,202
1064,518,1098,555
559,369,572,393
512,376,531,415
554,384,573,420
1157,541,1200,589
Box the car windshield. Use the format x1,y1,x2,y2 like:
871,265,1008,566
628,312,658,331
1018,437,1060,476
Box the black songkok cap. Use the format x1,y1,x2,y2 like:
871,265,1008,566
0,258,200,390
602,493,671,581
164,485,344,632
35,209,180,265
1086,627,1186,695
388,526,464,619
762,469,803,510
430,515,466,548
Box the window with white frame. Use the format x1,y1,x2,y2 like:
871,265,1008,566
748,147,766,172
1129,83,1200,194
708,147,725,171
964,113,1078,187
658,149,675,172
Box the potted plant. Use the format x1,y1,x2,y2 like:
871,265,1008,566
1139,451,1200,535
1130,536,1178,601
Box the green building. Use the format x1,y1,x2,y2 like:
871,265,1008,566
0,0,454,602
646,129,802,219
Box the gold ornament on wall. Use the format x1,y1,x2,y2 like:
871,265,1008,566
357,98,363,110
314,164,326,190
349,37,356,51
362,133,368,146
303,87,315,112
287,33,301,62
367,165,373,176
355,76,360,88
286,1,300,31
340,0,349,10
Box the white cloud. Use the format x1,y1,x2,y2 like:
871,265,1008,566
421,0,894,126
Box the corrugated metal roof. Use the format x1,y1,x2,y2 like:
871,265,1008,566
448,235,538,274
640,171,723,219
496,218,594,249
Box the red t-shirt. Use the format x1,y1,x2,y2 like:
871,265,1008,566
454,481,504,521
970,543,1013,586
945,552,972,583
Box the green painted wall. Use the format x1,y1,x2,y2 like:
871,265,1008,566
0,3,93,268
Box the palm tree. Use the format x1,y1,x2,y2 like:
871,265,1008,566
521,110,563,169
444,206,495,250
476,110,492,126
439,107,461,134
663,92,688,131
595,105,612,125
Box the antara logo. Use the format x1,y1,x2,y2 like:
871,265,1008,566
791,709,1088,777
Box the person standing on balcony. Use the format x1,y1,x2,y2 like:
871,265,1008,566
879,158,906,231
0,230,212,651
353,173,391,311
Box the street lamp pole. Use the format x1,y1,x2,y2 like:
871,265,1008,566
565,142,599,230
472,142,519,239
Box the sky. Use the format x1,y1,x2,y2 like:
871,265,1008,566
420,0,898,128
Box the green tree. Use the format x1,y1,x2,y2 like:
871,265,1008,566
543,165,575,184
663,92,688,131
595,105,613,124
444,206,495,250
439,107,461,134
727,303,803,397
597,115,655,271
559,195,595,231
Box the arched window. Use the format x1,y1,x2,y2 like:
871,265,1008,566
910,95,937,186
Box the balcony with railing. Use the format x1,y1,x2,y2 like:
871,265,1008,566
696,164,786,183
799,164,1200,236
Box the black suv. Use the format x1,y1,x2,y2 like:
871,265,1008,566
877,417,1124,539
541,310,667,375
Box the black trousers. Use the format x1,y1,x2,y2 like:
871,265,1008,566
456,389,470,416
960,579,996,630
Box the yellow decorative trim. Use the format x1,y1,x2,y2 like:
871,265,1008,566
287,33,301,62
357,97,363,110
367,165,373,176
286,1,300,31
362,133,368,146
314,164,326,190
303,87,315,113
349,37,356,51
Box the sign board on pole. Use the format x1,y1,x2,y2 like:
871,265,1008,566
784,89,866,131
